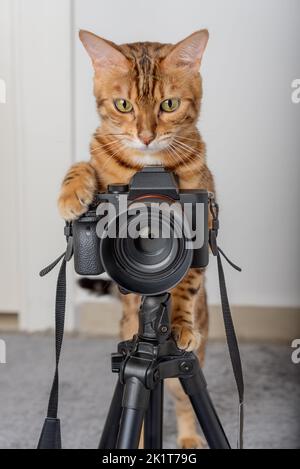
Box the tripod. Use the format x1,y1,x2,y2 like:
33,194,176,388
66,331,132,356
37,184,243,450
98,292,230,450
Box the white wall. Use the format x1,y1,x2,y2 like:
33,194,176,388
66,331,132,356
74,0,300,308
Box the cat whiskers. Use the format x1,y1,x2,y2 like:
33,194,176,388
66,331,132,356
90,137,127,170
173,140,195,154
165,146,178,168
90,138,124,154
167,137,203,170
174,135,202,143
172,138,201,161
166,144,191,171
101,146,125,171
101,132,132,137
168,142,192,170
101,141,127,171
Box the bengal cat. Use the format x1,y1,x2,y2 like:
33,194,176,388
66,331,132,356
58,29,215,449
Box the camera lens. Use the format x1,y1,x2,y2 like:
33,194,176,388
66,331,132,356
100,199,193,295
134,236,166,255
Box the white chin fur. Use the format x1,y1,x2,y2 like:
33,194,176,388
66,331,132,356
132,153,163,166
126,139,169,153
124,139,169,166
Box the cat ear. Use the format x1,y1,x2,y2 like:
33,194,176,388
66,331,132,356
79,30,130,72
163,30,209,71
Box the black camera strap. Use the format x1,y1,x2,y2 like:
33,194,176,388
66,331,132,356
209,197,244,449
37,209,244,449
37,226,74,449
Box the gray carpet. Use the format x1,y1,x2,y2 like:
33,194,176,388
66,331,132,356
0,333,299,449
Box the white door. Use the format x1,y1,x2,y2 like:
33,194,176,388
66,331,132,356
0,0,75,330
0,0,20,314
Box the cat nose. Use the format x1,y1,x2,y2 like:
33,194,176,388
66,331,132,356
138,132,155,146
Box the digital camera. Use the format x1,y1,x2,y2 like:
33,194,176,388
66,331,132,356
72,166,211,295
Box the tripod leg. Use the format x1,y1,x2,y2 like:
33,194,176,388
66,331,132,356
144,380,164,449
180,369,231,449
116,377,150,449
98,380,124,449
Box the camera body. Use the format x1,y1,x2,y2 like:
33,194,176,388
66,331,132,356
72,166,210,295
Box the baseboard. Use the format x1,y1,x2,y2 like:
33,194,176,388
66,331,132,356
0,313,19,332
77,298,300,342
78,297,122,337
2,303,299,342
209,305,300,342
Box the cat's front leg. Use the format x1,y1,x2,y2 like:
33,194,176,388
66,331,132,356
58,162,98,221
171,269,204,352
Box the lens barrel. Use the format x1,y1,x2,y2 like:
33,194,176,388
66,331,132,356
100,198,193,295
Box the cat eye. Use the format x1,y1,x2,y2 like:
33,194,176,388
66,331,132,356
160,98,180,113
114,98,133,113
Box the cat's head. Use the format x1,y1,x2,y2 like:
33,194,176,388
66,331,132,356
79,30,208,161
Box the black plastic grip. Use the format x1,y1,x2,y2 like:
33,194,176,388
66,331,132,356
72,213,104,275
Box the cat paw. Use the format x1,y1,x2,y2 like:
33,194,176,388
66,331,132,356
172,325,201,352
58,186,95,221
178,434,206,449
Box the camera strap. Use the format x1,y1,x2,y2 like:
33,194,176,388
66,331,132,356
37,225,74,449
209,197,244,449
